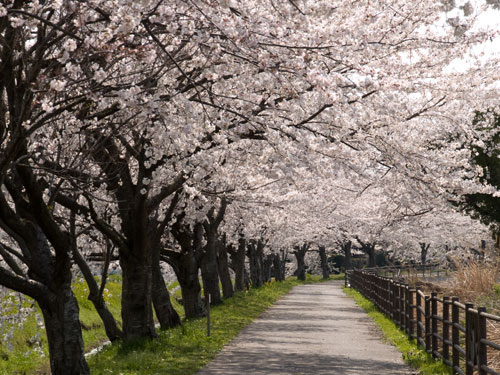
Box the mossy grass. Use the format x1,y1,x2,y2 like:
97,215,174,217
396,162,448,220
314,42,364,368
343,286,452,375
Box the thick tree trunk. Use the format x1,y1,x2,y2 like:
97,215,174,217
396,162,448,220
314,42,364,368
229,237,247,292
367,246,376,268
294,250,306,281
262,254,273,283
120,253,156,340
293,244,309,281
177,253,204,319
200,203,227,305
200,225,222,305
271,252,286,281
170,222,205,318
200,259,221,305
318,246,330,279
248,240,264,288
243,268,251,289
343,241,352,270
41,284,89,375
152,264,181,330
217,241,234,299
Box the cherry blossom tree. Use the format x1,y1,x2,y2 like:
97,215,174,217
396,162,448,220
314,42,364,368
1,1,500,373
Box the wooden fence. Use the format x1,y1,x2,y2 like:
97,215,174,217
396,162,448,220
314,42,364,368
346,268,500,375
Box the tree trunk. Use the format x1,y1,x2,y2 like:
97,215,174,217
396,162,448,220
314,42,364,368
71,235,123,341
74,253,123,341
120,252,156,340
294,250,306,281
248,240,264,288
262,254,273,283
367,246,376,268
229,237,247,292
318,246,330,279
177,253,205,319
272,252,286,281
293,244,309,281
419,242,430,265
200,203,227,305
41,284,89,375
343,241,352,270
152,264,181,330
169,221,205,319
151,238,181,330
243,268,250,289
200,225,222,305
217,240,234,299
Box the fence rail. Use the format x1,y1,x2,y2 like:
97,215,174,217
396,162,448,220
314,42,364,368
346,269,500,375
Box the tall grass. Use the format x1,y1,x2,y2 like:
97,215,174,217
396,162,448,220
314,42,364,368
448,260,498,301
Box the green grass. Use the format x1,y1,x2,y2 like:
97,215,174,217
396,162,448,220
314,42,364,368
330,273,345,281
343,287,452,375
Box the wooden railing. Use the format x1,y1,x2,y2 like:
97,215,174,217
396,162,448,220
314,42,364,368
346,269,500,375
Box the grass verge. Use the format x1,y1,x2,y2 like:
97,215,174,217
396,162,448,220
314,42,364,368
343,287,452,375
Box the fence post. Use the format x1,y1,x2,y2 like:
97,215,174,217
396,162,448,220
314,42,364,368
389,279,396,322
400,284,406,332
431,292,438,359
443,296,450,363
405,286,410,336
478,307,487,375
416,289,422,345
465,302,474,375
385,278,390,316
425,296,431,353
394,283,400,326
409,288,415,338
452,297,460,375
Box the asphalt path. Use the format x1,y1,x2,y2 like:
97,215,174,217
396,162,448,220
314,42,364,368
197,280,416,375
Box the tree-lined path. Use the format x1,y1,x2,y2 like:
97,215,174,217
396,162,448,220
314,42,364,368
197,281,414,375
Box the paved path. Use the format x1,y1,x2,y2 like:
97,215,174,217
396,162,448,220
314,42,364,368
197,281,416,375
